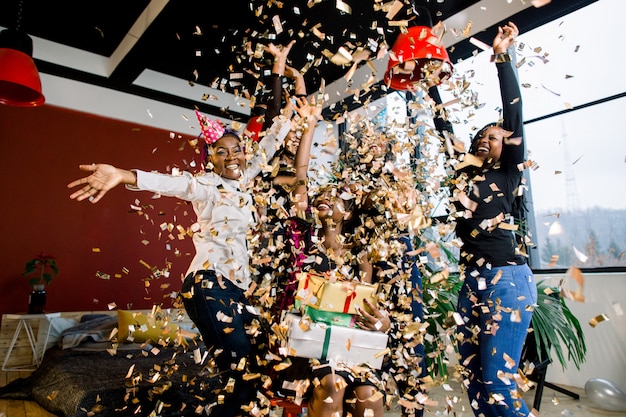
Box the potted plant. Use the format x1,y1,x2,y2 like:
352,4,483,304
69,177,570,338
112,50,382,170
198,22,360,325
23,252,58,314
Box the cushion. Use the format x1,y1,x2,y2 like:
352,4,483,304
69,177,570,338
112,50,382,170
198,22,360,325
117,310,181,344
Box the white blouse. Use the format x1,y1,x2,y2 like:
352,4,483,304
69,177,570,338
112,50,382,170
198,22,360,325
130,120,291,290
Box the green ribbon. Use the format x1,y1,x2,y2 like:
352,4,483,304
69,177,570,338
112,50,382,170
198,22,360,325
321,325,331,360
304,305,355,327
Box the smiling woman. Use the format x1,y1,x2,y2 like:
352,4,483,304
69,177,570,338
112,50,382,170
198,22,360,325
65,113,290,417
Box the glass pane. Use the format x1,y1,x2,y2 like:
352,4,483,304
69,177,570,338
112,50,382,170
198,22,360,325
526,96,626,269
439,0,626,147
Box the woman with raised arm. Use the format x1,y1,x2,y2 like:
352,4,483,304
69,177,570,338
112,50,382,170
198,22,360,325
67,116,290,417
429,21,537,417
269,97,391,417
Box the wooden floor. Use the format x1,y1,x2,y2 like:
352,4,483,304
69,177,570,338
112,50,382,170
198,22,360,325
0,399,56,417
2,368,624,417
0,369,56,417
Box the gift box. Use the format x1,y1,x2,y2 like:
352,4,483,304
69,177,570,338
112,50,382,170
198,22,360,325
282,313,388,369
295,273,379,315
303,305,356,328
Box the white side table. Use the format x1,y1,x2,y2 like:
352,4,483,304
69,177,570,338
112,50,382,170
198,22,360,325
2,312,62,371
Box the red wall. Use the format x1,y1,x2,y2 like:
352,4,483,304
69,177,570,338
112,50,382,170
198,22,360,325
0,104,198,315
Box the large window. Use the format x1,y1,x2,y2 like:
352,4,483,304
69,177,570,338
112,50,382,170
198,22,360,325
525,97,626,269
353,0,626,271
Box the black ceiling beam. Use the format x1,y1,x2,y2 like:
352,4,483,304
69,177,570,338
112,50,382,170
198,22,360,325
448,0,599,63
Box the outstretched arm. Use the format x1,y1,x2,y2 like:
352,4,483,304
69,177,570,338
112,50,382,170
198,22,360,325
262,40,296,130
493,22,524,163
292,97,322,218
67,164,136,203
428,84,454,136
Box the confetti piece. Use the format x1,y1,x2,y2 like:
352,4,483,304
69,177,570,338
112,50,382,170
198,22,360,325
462,21,473,37
469,37,490,51
572,246,588,263
46,390,60,400
96,271,111,280
216,311,233,323
589,314,609,328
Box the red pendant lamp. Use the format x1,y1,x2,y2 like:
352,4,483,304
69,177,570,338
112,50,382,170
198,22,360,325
384,6,453,91
0,0,45,107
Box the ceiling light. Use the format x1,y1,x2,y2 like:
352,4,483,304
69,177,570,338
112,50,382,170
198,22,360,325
384,6,453,91
0,0,45,107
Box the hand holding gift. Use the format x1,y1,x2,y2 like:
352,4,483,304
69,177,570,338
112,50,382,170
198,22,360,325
354,298,391,332
295,272,379,315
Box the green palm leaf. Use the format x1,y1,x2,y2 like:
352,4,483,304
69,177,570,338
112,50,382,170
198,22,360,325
531,279,587,370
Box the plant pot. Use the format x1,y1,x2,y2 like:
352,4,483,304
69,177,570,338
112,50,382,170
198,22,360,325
28,284,47,314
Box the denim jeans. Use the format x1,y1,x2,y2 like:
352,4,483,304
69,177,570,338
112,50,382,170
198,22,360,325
384,236,426,417
456,264,537,417
181,270,260,417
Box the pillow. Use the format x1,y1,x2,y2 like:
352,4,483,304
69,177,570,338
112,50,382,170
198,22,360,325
117,310,181,345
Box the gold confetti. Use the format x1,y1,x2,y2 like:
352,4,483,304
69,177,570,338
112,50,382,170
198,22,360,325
589,314,609,328
462,21,473,37
46,390,60,400
96,271,111,280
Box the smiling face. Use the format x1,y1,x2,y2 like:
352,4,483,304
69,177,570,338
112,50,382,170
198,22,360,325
472,125,507,162
284,130,300,157
313,186,353,224
357,133,388,173
208,134,245,180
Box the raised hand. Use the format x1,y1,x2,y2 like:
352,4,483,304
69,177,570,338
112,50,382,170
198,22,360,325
355,298,391,333
493,21,519,54
265,40,297,76
294,96,322,123
67,163,135,203
264,40,296,61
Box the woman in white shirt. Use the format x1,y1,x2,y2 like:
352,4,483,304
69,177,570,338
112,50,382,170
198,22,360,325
68,114,290,417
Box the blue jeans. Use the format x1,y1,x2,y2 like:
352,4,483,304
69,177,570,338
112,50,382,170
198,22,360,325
456,264,537,417
181,270,260,417
384,236,426,417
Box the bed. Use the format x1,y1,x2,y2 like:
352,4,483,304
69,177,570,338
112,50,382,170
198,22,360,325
0,313,220,417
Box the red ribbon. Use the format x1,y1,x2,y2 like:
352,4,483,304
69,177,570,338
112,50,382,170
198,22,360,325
343,291,357,314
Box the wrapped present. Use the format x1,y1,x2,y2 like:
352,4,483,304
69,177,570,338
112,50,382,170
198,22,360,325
303,305,356,328
295,272,378,315
282,313,388,369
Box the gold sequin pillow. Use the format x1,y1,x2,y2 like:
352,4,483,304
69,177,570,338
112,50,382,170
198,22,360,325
117,310,180,344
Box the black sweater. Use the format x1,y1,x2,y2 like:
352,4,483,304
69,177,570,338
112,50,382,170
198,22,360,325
432,60,527,268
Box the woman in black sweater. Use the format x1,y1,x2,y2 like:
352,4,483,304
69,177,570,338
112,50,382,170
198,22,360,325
430,21,537,417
